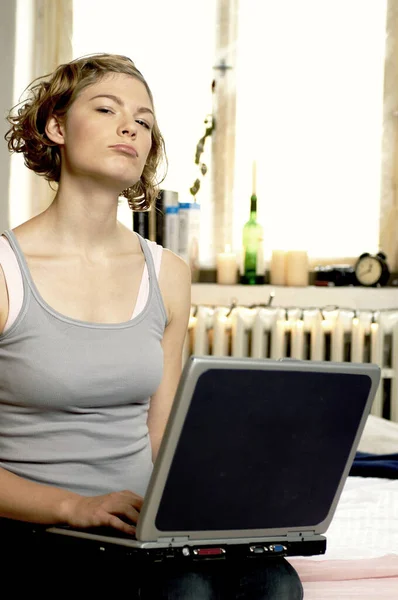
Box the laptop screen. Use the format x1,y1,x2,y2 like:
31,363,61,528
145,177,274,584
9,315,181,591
155,368,372,532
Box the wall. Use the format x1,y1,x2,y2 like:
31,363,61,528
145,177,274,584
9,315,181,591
0,1,16,232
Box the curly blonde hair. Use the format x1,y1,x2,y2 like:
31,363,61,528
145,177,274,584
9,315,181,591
5,53,166,210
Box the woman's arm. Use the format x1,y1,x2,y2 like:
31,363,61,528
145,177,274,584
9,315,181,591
0,467,143,534
0,466,79,524
147,250,191,461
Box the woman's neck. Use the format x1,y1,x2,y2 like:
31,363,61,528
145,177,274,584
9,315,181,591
39,178,126,255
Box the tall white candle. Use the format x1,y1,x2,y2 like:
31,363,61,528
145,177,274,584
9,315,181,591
286,251,309,287
271,319,286,359
216,245,238,285
232,310,248,357
252,160,257,195
193,307,210,355
291,319,304,359
213,315,229,356
270,250,286,285
351,317,362,363
370,321,383,417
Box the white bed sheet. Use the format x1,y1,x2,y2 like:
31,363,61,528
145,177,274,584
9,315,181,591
289,476,398,597
311,476,398,561
288,416,398,597
304,414,398,561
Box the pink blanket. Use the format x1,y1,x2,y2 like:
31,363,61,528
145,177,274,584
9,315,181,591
288,555,398,599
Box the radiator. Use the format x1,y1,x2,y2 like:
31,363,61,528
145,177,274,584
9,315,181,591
184,305,398,423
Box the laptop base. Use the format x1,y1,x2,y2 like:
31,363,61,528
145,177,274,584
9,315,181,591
44,527,326,562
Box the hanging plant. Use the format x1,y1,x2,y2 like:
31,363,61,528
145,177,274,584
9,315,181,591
190,82,216,199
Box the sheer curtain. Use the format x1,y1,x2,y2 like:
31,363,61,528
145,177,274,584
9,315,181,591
9,0,73,227
30,0,73,216
233,0,388,263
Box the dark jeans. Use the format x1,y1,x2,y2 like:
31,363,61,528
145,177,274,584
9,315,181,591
141,557,303,599
3,521,303,599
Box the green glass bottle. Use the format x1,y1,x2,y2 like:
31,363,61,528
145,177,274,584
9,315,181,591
242,193,264,285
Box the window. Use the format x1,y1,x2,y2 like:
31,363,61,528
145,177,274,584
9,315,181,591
10,0,390,266
233,0,387,259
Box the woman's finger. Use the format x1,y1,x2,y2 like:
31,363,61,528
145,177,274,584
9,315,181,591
117,504,140,526
107,513,136,535
119,490,144,510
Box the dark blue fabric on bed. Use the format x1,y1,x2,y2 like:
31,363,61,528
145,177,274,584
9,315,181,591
350,452,398,479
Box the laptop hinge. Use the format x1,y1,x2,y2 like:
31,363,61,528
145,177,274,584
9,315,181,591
157,536,189,544
287,530,317,540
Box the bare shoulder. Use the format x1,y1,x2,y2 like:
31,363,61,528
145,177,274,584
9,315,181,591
160,249,191,283
10,216,46,253
158,249,191,323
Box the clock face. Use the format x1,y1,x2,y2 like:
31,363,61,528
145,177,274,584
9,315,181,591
355,256,382,285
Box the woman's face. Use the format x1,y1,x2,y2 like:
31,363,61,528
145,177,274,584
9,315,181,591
49,73,154,191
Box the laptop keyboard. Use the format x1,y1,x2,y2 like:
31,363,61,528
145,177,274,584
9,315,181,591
55,525,137,540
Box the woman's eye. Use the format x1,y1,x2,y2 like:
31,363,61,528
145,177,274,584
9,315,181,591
97,108,113,114
136,119,151,130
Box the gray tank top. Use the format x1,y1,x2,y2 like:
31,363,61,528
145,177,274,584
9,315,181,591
0,230,167,497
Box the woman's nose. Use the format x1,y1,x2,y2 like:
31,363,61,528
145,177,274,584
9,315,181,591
120,120,137,137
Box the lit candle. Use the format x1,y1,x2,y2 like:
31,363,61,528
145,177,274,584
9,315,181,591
291,319,304,359
182,313,196,365
311,313,324,361
331,317,344,362
370,321,380,365
213,313,229,356
286,251,309,287
351,316,363,363
370,320,383,416
270,250,286,285
216,244,238,285
322,319,332,334
193,306,210,355
271,319,286,359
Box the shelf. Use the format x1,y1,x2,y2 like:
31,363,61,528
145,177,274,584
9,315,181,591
191,283,398,311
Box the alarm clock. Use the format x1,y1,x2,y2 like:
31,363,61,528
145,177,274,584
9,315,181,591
354,252,390,287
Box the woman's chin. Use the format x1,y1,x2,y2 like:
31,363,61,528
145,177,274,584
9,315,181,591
99,173,139,194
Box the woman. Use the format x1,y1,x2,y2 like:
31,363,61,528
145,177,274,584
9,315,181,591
0,53,303,598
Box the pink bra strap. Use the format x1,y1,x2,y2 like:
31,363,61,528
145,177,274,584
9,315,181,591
131,239,163,319
0,236,24,333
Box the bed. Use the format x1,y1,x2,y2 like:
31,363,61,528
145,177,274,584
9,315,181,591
288,415,398,598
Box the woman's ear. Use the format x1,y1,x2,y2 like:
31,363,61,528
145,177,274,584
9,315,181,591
45,115,65,145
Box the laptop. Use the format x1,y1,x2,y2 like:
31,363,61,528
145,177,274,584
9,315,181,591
44,356,380,562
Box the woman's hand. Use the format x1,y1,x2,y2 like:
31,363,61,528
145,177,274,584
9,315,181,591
61,490,143,535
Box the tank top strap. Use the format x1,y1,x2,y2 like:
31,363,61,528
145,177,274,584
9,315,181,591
135,233,167,325
135,232,156,281
2,230,32,288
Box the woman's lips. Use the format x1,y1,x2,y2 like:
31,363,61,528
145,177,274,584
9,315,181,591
109,144,138,157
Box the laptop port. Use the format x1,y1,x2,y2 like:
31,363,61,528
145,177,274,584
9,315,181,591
249,545,268,554
269,544,287,553
193,547,226,556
